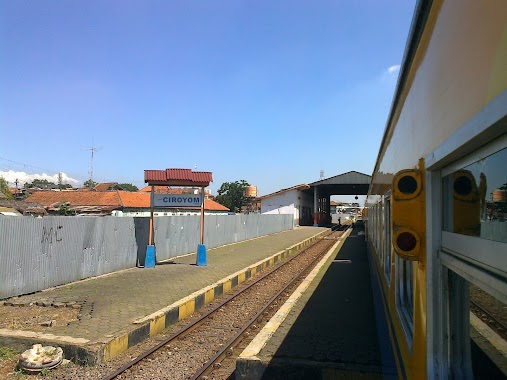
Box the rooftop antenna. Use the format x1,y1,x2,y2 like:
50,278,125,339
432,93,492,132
82,140,101,187
320,170,325,180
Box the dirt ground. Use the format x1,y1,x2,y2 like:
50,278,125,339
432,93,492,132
0,304,79,332
0,304,79,379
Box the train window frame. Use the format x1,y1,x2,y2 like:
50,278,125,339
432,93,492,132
377,202,383,256
372,203,378,254
378,200,384,260
395,256,414,347
384,195,392,283
375,202,380,255
425,89,507,302
440,137,507,301
371,203,378,251
371,203,376,250
425,89,507,376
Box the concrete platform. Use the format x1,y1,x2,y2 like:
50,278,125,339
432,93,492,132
236,223,398,379
0,226,328,365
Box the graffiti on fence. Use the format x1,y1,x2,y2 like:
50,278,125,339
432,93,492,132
41,225,63,243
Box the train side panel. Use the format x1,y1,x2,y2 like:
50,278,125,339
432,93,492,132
366,0,507,378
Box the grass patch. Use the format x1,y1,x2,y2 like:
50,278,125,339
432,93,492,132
0,347,17,360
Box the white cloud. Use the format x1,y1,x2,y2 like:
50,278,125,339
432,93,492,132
0,170,80,186
387,65,401,74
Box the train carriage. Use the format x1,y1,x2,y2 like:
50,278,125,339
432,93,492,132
365,0,507,378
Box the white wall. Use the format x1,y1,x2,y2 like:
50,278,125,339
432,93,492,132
112,209,229,217
261,189,313,225
261,190,297,216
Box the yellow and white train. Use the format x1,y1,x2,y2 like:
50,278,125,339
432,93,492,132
365,0,507,378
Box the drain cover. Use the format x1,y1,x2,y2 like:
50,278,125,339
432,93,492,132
18,344,63,373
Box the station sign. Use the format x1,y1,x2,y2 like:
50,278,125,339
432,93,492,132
153,194,203,208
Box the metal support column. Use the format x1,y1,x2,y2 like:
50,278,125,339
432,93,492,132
313,186,319,226
145,185,156,268
196,187,207,266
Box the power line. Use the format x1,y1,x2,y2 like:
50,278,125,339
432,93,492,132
0,156,82,183
0,156,60,174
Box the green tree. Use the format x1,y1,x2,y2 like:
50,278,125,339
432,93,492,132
118,183,139,192
83,179,98,188
215,180,250,213
24,179,56,189
0,177,13,199
58,203,75,216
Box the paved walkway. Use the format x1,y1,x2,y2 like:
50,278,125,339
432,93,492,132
237,223,397,379
0,227,328,364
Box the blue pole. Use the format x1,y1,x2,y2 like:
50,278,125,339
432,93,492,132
196,187,207,266
196,244,207,266
145,245,156,268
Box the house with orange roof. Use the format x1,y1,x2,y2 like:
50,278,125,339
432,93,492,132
25,190,229,216
115,191,228,217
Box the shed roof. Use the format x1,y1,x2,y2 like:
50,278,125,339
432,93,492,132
258,184,311,199
309,171,371,186
309,171,371,196
144,168,213,186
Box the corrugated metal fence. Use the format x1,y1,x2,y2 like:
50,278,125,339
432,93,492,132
0,214,293,299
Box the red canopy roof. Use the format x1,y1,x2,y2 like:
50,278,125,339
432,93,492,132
144,168,213,187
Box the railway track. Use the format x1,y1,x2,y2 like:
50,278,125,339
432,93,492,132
470,299,507,340
101,226,348,380
470,283,507,341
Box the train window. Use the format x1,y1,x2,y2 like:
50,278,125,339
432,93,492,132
384,198,391,282
374,203,378,253
396,256,414,344
378,205,381,252
371,203,377,251
442,144,507,244
440,135,507,305
379,201,384,260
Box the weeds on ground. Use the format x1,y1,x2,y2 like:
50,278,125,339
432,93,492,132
0,346,17,359
39,367,50,376
12,368,25,377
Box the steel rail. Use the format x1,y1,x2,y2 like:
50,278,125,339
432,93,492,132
470,299,507,333
189,233,341,379
102,229,339,380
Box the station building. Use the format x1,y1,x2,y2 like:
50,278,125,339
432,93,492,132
259,171,371,226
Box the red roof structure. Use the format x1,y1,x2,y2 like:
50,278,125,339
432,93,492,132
144,168,213,187
138,186,195,194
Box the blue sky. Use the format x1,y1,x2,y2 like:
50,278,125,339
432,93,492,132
1,1,416,201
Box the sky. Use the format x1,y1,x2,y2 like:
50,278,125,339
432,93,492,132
1,1,416,203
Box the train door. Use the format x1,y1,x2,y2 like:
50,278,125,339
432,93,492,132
425,94,507,378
